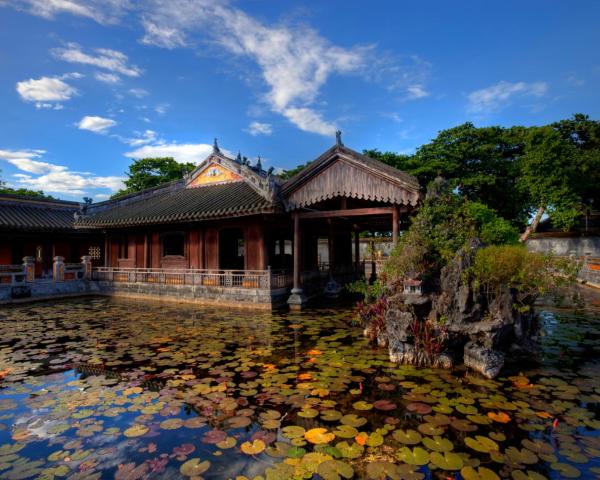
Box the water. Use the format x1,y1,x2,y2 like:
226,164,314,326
0,291,598,479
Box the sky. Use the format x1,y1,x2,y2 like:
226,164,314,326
0,0,599,201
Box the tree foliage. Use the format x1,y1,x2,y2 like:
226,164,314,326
112,157,196,198
366,114,600,233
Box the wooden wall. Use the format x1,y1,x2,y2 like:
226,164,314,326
105,217,271,271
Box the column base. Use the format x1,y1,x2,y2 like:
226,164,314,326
287,288,307,310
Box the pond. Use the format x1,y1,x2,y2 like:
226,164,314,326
0,291,599,480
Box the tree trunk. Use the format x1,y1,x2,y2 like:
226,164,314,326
519,206,545,242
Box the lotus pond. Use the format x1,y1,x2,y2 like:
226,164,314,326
0,292,599,480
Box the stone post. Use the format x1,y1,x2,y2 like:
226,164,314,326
53,256,65,282
288,213,307,310
22,256,35,282
81,255,92,280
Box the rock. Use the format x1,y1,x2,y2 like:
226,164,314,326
463,342,505,379
389,341,417,364
385,310,414,344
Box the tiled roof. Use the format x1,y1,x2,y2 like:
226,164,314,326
0,194,79,231
75,182,276,228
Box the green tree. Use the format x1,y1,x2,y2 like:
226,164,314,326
112,157,196,198
518,114,600,240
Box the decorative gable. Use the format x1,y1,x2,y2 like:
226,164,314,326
187,162,242,187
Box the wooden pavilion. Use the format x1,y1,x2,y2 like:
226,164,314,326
1,135,420,308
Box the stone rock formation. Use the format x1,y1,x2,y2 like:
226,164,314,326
378,239,539,378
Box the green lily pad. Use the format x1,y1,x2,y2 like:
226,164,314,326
317,459,354,480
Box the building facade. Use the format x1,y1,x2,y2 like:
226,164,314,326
1,140,421,307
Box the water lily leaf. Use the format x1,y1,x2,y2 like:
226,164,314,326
287,446,307,458
123,424,148,438
521,439,553,455
451,419,478,432
265,462,295,480
180,458,210,477
340,414,367,428
397,446,429,466
225,416,251,429
373,399,396,411
366,461,400,480
317,459,353,480
366,431,384,447
159,418,183,430
504,447,538,465
282,426,305,439
336,441,364,459
201,429,227,444
487,411,511,423
321,410,342,421
298,408,319,418
392,429,422,445
511,470,548,480
406,402,432,414
461,466,500,480
422,435,453,452
465,436,499,454
241,439,266,455
332,424,358,439
353,401,373,411
305,428,335,445
429,451,464,470
215,436,237,449
417,423,444,436
265,441,291,458
550,462,580,478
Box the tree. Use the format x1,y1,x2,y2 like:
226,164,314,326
112,157,196,198
518,114,600,240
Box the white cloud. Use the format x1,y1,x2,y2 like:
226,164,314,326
0,148,124,196
16,76,77,107
94,72,120,84
124,142,229,164
52,43,141,77
137,1,369,136
14,171,124,196
129,88,148,98
405,84,429,100
4,0,131,25
124,130,157,146
246,121,272,136
78,115,117,133
154,103,169,115
467,81,548,113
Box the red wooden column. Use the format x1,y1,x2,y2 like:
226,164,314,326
293,213,301,290
328,218,335,278
392,205,399,244
288,212,306,309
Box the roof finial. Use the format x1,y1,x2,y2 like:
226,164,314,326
213,138,220,154
256,155,262,171
236,150,242,163
335,129,343,146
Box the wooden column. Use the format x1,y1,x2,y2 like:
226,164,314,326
354,228,360,271
392,205,399,244
143,232,149,268
292,213,301,291
328,219,335,278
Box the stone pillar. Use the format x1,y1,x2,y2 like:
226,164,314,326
53,256,65,282
324,218,341,297
22,256,35,282
81,255,92,280
288,213,306,310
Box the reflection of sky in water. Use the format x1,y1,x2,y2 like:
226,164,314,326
0,292,598,479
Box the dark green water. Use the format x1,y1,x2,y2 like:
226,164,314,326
0,290,598,480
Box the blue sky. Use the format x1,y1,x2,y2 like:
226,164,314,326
0,0,598,201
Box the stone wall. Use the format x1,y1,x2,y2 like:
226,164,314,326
95,281,290,309
0,280,101,304
527,235,600,257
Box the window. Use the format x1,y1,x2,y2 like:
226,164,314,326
163,233,185,257
88,246,101,260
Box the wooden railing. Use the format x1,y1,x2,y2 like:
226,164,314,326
93,267,293,290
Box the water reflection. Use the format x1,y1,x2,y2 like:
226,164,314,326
0,291,598,479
